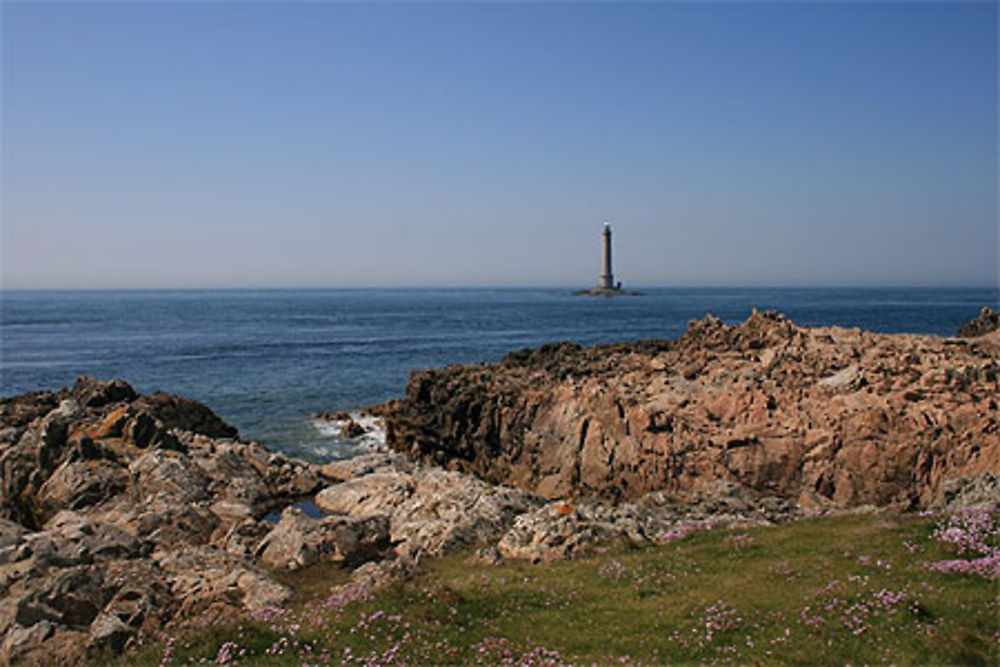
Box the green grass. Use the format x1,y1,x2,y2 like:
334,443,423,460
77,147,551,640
109,512,999,665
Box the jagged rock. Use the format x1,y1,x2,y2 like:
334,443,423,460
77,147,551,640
348,556,414,592
38,512,140,565
933,473,1000,510
0,564,111,644
79,561,171,656
129,451,210,504
89,612,132,654
958,306,1000,338
215,518,270,559
495,484,794,563
73,378,136,409
385,310,1000,509
129,390,237,441
209,499,254,525
37,460,128,516
497,503,622,562
262,454,323,499
342,419,367,438
0,379,331,661
817,364,862,389
0,520,26,551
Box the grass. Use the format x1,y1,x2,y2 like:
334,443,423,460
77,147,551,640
109,511,999,665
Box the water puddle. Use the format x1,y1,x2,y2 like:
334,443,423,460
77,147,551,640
262,497,326,524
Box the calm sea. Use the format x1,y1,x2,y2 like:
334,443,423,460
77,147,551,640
1,287,995,461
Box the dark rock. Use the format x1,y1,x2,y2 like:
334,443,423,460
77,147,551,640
123,412,182,452
131,391,238,440
958,306,1000,338
341,419,367,438
71,377,136,409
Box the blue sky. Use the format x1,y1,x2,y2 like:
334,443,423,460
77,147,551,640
2,2,996,288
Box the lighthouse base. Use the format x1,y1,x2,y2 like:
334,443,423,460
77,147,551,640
572,286,640,297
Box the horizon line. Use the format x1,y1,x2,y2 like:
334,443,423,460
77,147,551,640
1,284,997,293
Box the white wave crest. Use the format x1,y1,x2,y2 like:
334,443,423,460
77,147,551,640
310,411,387,450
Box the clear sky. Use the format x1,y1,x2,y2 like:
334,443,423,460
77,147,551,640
2,1,997,289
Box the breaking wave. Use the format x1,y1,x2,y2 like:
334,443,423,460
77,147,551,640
305,411,387,460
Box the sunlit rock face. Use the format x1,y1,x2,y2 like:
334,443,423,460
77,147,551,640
386,310,1000,510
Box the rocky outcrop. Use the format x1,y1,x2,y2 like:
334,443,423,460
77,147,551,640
0,379,337,664
8,310,999,662
496,480,795,563
4,379,676,664
315,458,542,559
386,310,1000,510
958,306,1000,338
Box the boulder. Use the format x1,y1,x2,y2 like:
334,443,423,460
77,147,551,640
342,419,367,438
262,454,323,499
154,546,294,615
388,468,540,558
497,503,620,562
255,507,390,570
314,472,415,517
319,451,413,483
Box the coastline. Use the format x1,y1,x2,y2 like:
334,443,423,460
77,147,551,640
0,309,998,662
3,287,996,463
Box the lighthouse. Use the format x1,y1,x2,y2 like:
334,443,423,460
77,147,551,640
573,221,637,296
600,221,614,289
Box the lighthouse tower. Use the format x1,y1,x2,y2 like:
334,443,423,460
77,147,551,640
573,221,635,296
600,221,615,289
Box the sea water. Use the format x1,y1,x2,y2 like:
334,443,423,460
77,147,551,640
1,287,995,462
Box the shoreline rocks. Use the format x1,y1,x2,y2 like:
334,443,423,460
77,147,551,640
4,309,999,662
5,379,766,663
958,306,1000,338
0,378,330,664
385,310,1000,510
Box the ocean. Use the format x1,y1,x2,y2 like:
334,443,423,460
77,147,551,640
1,287,995,462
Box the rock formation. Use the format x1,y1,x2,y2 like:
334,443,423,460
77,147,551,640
6,309,999,662
958,306,1000,338
386,310,1000,510
0,378,330,663
2,380,633,663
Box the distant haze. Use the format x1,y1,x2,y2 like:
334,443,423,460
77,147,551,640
2,2,996,289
